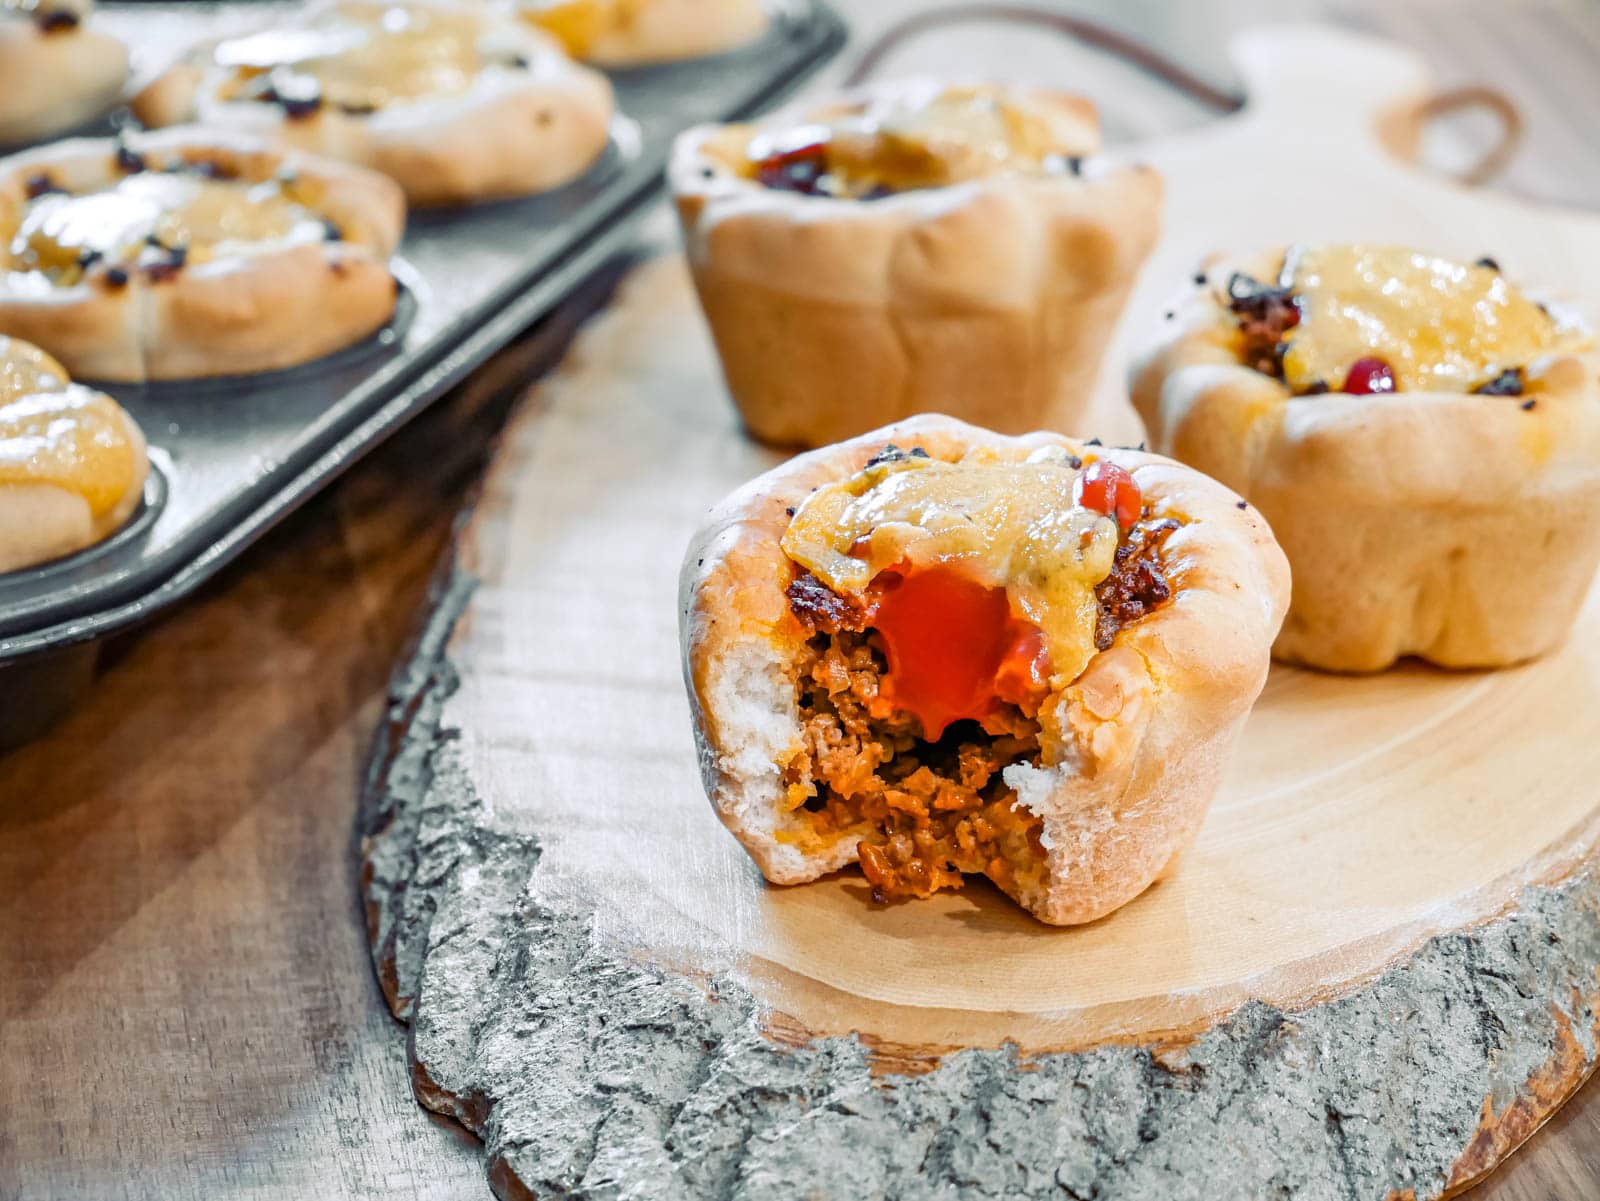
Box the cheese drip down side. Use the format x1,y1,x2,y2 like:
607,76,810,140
10,174,326,279
0,341,139,516
215,2,484,111
782,450,1120,692
744,84,1098,196
1280,244,1586,394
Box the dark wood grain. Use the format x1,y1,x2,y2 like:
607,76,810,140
1490,1083,1600,1201
0,319,584,1201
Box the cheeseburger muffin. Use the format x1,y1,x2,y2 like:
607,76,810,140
680,415,1288,925
1134,244,1600,672
671,80,1162,448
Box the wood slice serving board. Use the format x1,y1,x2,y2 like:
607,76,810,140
360,26,1600,1201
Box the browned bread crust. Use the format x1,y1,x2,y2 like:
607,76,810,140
0,127,404,382
680,414,1288,925
131,0,614,208
1132,249,1600,672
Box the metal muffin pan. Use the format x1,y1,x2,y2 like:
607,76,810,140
0,0,848,746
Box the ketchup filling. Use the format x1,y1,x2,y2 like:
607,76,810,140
783,518,1177,905
870,565,1049,742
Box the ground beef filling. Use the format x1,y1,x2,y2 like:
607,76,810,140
1094,517,1178,651
1227,272,1301,379
784,629,1045,902
782,517,1175,902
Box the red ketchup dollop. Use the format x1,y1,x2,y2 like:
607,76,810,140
1342,356,1397,395
868,565,1050,741
1075,460,1142,531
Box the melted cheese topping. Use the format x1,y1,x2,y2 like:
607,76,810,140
1280,244,1584,394
746,84,1093,196
9,173,324,281
214,3,484,111
0,338,139,517
521,0,643,57
782,449,1118,688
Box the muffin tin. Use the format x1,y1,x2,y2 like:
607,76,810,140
0,0,847,747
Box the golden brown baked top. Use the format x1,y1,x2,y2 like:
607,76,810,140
520,0,643,58
4,152,338,288
205,1,526,117
1228,243,1590,397
781,442,1172,741
709,83,1099,199
0,336,139,515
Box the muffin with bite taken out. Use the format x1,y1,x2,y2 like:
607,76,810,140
680,415,1287,925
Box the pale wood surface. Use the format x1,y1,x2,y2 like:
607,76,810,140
8,2,1600,1199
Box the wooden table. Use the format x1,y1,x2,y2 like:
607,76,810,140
6,2,1600,1197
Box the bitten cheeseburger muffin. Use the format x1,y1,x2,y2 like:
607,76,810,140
521,0,766,66
681,415,1287,925
670,80,1163,448
0,335,147,572
0,127,404,382
0,0,128,148
1133,244,1600,673
132,0,614,207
